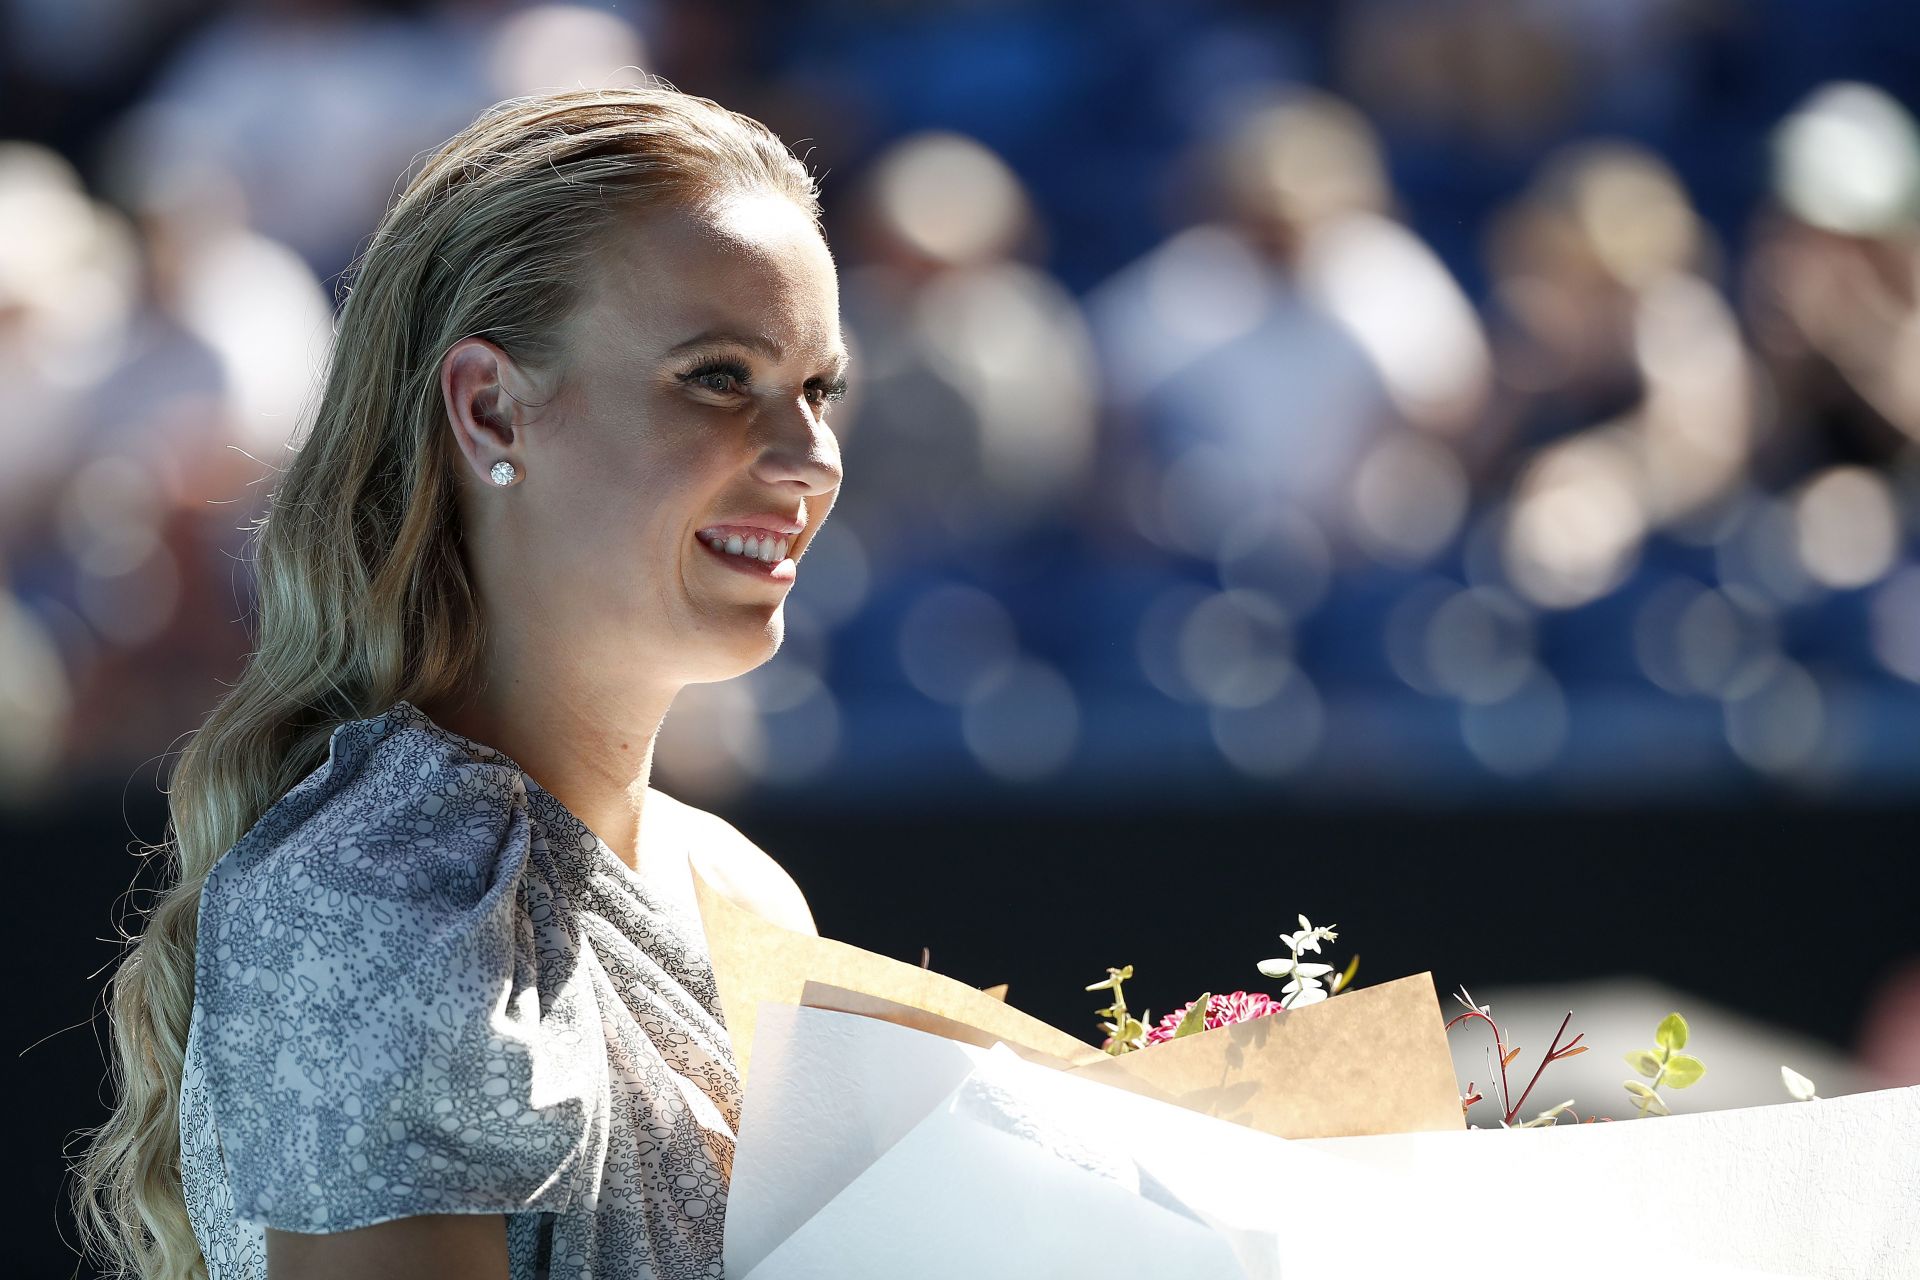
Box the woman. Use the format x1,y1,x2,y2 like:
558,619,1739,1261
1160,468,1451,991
73,84,848,1280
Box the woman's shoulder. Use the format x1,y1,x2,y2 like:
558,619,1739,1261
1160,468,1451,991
188,707,597,1236
204,702,530,910
647,788,818,937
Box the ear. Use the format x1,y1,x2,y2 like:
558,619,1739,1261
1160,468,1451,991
440,337,541,486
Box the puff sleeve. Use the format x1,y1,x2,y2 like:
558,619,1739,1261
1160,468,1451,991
192,721,608,1234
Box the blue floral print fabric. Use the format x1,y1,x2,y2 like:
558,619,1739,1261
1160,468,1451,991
177,702,740,1279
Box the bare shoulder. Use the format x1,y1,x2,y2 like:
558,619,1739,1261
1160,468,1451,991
649,789,818,937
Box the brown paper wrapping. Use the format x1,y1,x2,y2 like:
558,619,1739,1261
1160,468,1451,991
1067,972,1465,1138
692,860,1465,1139
692,860,1100,1081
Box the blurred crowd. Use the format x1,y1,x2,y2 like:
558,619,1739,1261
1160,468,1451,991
4,0,1920,806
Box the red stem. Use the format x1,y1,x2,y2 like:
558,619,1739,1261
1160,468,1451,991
1444,1008,1512,1118
1507,1011,1575,1124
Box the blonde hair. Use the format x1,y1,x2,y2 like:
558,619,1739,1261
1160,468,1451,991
70,83,819,1280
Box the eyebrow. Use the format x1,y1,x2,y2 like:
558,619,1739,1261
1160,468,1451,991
669,327,851,377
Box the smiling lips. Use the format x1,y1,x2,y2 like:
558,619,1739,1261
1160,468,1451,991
696,524,799,582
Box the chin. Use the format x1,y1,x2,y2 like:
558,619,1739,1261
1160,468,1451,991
694,614,784,682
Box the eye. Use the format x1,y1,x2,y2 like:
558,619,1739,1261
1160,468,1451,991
679,358,751,397
806,376,850,408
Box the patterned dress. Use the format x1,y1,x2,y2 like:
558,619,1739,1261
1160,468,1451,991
177,702,741,1278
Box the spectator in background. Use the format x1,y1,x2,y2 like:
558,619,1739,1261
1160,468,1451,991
1737,83,1920,694
1481,141,1757,610
39,109,334,782
1086,89,1489,571
1335,0,1580,155
1335,0,1730,149
1744,81,1920,485
131,0,491,281
0,143,137,799
832,129,1100,572
132,0,665,284
0,144,138,553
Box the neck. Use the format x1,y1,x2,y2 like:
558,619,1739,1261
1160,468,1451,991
419,638,678,874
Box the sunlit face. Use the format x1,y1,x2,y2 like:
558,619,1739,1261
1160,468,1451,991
477,189,847,686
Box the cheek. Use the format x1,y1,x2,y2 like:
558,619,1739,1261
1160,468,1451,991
534,413,729,568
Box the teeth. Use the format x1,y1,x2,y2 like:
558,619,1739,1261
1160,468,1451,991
701,529,794,564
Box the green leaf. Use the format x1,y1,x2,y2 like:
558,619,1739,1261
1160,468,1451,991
1662,1053,1706,1088
1655,1012,1689,1052
1622,1079,1656,1098
1173,994,1212,1039
1623,1049,1661,1078
1519,1100,1578,1128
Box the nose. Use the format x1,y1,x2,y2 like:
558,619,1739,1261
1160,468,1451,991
750,398,842,495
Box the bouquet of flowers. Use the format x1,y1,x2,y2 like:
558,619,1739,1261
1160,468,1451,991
1092,914,1719,1128
691,867,1919,1279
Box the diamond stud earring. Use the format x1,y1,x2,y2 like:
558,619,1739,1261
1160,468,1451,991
489,460,518,486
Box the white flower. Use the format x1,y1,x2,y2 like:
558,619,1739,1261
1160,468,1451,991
1287,915,1338,956
1781,1065,1820,1102
1453,985,1491,1017
1259,957,1334,980
1281,982,1329,1008
1262,914,1342,1006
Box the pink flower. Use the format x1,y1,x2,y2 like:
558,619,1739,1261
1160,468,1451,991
1144,990,1288,1045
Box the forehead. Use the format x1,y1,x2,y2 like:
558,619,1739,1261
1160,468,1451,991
582,190,843,358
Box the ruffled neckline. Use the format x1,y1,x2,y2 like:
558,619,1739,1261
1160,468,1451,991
370,700,694,913
379,700,543,787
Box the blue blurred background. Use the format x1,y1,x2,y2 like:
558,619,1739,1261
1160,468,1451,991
8,0,1920,805
10,2,1920,1265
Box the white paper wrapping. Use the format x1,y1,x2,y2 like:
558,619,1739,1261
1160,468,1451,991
727,1003,1915,1279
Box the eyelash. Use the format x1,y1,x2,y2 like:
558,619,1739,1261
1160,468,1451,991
678,358,848,406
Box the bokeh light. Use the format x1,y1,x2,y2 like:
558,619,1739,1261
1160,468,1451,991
1177,588,1294,709
1503,432,1647,609
1793,466,1901,591
1424,585,1535,705
1207,662,1323,778
1349,431,1470,567
960,656,1080,782
898,584,1018,706
869,132,1030,269
1460,665,1568,777
1723,659,1826,776
487,5,650,97
1774,82,1920,237
1869,567,1920,684
1215,503,1334,617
